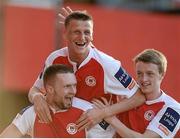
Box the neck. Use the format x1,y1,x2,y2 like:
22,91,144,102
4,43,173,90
68,46,90,67
145,89,162,101
49,104,67,113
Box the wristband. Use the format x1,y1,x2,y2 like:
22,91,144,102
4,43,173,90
99,119,110,130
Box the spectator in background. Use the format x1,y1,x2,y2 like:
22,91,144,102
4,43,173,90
28,7,145,132
93,49,180,138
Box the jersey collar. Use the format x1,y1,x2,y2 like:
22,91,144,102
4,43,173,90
146,90,165,105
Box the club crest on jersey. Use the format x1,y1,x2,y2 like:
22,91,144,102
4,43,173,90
85,76,96,87
144,110,155,121
66,123,77,135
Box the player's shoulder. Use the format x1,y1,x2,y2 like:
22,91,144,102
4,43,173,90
19,105,34,115
92,47,118,62
162,92,180,110
12,104,35,124
92,47,121,69
47,47,68,58
72,97,93,111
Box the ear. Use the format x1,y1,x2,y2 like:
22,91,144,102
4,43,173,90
63,29,68,41
90,35,93,42
160,72,165,80
45,85,54,104
46,85,54,95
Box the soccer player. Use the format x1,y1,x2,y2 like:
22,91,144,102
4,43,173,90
28,7,145,130
93,49,180,138
0,64,93,137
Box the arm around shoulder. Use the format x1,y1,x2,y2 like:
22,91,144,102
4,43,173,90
104,88,145,117
106,116,161,138
28,86,44,103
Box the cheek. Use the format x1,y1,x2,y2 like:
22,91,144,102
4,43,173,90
87,35,93,41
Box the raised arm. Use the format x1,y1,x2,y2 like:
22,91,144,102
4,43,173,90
91,96,159,138
28,6,73,123
104,88,145,117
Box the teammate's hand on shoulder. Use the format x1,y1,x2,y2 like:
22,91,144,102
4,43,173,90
76,105,107,131
76,97,112,131
33,94,52,123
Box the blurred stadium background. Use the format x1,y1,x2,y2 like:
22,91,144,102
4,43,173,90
0,0,179,136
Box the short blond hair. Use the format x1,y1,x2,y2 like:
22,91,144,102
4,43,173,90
133,49,167,74
65,11,93,28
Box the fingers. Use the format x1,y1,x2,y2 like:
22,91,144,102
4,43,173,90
58,6,73,25
76,111,87,125
36,106,51,123
76,110,93,131
92,99,105,109
92,97,109,108
100,97,109,105
58,13,65,24
76,117,90,131
66,6,73,14
78,121,92,131
61,7,72,17
33,95,52,123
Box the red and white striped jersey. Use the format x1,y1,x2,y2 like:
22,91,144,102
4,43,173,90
34,45,138,101
12,97,115,138
118,91,180,138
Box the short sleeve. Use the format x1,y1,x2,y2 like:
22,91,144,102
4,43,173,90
104,58,139,98
147,105,180,138
12,106,36,136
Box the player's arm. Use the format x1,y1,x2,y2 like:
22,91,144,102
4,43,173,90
0,124,23,138
104,88,145,117
76,89,145,131
28,6,73,123
28,86,52,123
0,106,35,138
106,116,160,138
92,97,159,138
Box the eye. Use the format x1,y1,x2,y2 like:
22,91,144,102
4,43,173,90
147,72,154,76
84,30,90,35
73,30,80,35
64,85,70,89
137,72,142,77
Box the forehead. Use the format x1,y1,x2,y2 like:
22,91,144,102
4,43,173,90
135,61,159,72
66,19,93,29
55,73,76,84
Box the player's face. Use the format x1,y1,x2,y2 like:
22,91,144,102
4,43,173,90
51,73,77,110
64,19,93,58
135,61,163,96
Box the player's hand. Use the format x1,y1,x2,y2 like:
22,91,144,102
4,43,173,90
33,94,52,123
92,97,111,109
76,97,109,131
92,97,116,124
58,6,87,24
58,6,73,24
76,108,105,131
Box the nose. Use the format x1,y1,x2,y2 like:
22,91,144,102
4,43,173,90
141,74,148,82
79,33,86,41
